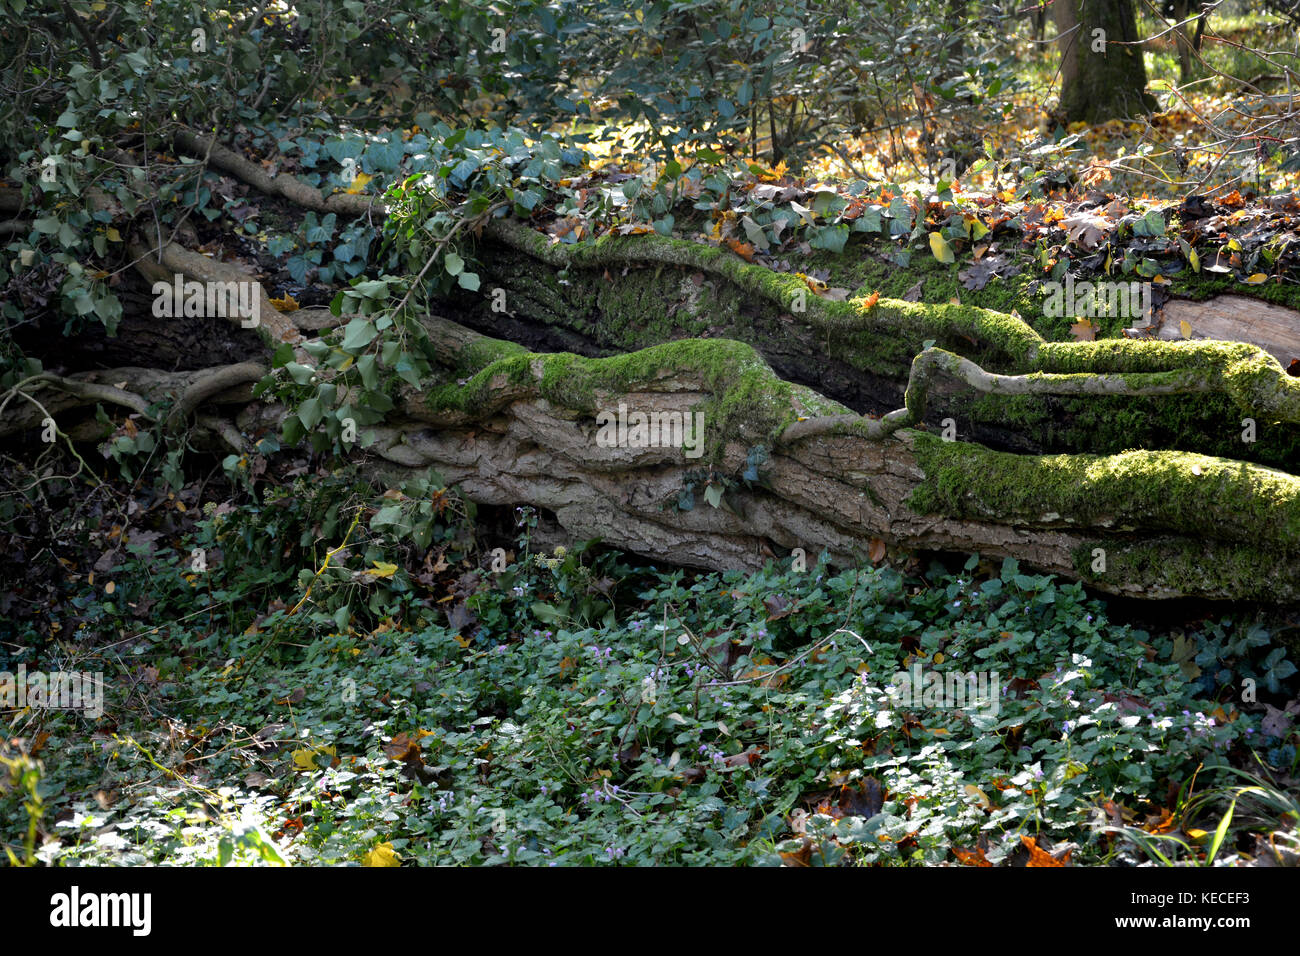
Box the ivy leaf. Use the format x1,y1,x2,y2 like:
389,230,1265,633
928,231,955,264
741,215,769,250
531,601,563,624
809,224,848,254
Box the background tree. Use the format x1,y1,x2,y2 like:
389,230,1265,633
1053,0,1157,121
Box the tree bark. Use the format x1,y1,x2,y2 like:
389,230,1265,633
9,153,1300,601
1053,0,1157,122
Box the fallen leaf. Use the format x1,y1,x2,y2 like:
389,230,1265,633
363,842,401,866
928,231,955,264
1021,835,1067,866
725,237,756,261
1069,319,1097,341
344,171,373,195
779,838,813,866
1061,210,1114,249
953,846,992,867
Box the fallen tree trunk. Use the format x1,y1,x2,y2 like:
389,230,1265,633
10,277,1300,600
10,133,1300,601
337,312,1300,601
447,220,1300,469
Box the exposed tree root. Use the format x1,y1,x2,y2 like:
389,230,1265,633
9,137,1299,601
350,312,1300,601
482,219,1300,427
174,129,385,218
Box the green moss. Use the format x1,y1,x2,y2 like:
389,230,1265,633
1072,537,1300,601
469,221,1300,470
460,337,528,373
907,430,1300,553
425,331,815,458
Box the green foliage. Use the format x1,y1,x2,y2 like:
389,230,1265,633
11,491,1296,865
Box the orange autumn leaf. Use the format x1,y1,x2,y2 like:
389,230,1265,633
1022,835,1067,866
1069,318,1097,341
953,846,992,867
858,290,880,313
726,237,756,261
1145,808,1178,834
780,839,813,866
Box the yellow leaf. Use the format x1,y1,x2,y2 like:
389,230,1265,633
363,842,402,867
344,171,373,195
269,294,299,312
104,581,115,595
105,227,122,243
1187,246,1200,273
291,744,337,770
928,231,955,265
368,561,399,579
1180,320,1192,339
1244,273,1267,285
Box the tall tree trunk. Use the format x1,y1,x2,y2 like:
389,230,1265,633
1168,0,1195,83
1053,0,1156,122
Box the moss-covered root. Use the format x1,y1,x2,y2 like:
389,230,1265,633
908,431,1300,557
487,217,1045,364
486,218,1300,428
412,316,851,452
1038,339,1300,422
1073,536,1300,601
778,347,1219,445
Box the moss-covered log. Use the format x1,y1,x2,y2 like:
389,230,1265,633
12,173,1300,602
445,219,1300,470
292,308,1300,601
